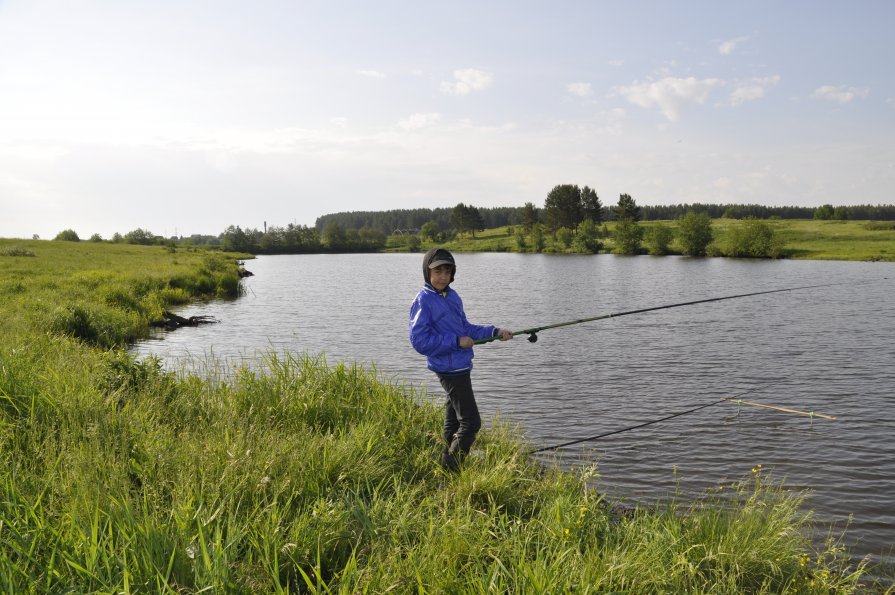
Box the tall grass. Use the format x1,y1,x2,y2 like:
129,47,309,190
0,345,872,592
0,239,246,346
0,239,880,592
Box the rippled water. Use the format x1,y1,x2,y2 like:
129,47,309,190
133,253,895,570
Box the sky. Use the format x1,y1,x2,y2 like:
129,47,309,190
1,0,893,240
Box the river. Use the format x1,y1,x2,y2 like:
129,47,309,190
133,253,895,572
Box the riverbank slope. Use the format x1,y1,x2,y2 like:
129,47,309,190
0,239,873,592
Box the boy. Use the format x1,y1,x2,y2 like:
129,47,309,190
409,248,512,471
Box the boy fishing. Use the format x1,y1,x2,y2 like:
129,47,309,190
409,248,512,471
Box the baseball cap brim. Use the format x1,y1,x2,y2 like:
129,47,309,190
428,259,454,268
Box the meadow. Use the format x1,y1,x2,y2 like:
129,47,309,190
407,219,895,262
0,238,882,592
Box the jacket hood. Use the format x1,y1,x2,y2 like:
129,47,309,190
422,247,456,285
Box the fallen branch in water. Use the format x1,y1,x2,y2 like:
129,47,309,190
150,311,219,330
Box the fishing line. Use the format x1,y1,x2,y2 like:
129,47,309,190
529,396,728,454
527,384,832,454
475,278,882,453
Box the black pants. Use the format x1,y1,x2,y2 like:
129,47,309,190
438,372,482,457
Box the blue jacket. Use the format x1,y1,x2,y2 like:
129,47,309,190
409,283,497,374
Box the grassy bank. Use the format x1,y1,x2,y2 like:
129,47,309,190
0,240,877,592
415,219,895,261
0,239,250,346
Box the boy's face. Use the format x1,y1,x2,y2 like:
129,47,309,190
429,265,452,291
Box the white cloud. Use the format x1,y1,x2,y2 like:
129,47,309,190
616,76,722,121
398,112,441,131
567,82,593,97
812,85,870,104
719,36,749,55
440,68,493,96
357,70,386,78
608,59,625,67
729,75,780,106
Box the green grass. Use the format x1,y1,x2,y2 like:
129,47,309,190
412,219,895,261
769,220,895,261
0,239,250,346
0,239,883,592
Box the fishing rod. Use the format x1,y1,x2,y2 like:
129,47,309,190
475,282,851,345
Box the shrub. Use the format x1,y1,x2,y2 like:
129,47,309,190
725,218,785,258
201,253,233,272
574,219,603,253
531,224,546,253
0,246,35,257
54,229,80,242
677,212,714,256
613,219,643,255
644,223,673,255
124,228,159,245
556,227,573,249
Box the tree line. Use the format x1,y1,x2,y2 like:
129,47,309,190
314,206,524,237
316,201,895,234
48,192,895,255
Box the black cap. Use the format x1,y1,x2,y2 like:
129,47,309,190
422,248,456,284
427,248,455,269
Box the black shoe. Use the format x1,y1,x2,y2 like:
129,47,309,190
440,449,460,472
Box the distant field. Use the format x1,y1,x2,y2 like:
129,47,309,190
411,219,895,261
764,219,894,261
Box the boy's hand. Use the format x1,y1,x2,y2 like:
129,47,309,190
497,328,513,341
458,336,474,348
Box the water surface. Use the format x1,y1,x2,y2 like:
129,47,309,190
134,253,895,569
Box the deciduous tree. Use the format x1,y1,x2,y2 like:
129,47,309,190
420,221,440,241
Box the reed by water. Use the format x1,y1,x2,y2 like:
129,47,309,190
0,239,880,592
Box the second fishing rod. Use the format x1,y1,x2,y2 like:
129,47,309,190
473,282,847,345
